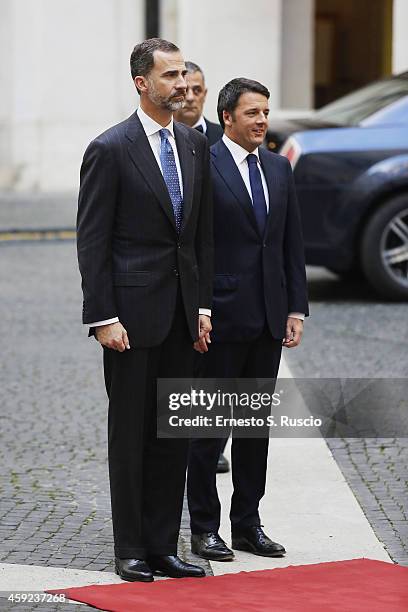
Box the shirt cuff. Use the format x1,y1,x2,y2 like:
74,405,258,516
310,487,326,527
88,317,119,327
199,308,212,317
288,312,305,321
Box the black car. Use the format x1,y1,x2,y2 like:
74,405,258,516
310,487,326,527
267,72,408,299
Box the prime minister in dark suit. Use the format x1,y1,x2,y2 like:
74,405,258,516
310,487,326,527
188,78,309,562
77,38,213,582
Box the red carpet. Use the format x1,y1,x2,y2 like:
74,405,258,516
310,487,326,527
48,558,408,611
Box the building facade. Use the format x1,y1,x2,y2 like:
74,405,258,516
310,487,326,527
0,0,407,192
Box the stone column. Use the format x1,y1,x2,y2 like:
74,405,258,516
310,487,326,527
280,0,314,110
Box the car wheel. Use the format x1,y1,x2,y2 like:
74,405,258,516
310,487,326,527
361,194,408,300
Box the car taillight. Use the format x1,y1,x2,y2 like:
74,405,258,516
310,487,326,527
280,137,301,169
285,145,296,164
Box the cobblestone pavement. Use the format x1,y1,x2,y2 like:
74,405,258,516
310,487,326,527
0,239,208,610
0,240,407,611
284,267,408,566
0,242,113,573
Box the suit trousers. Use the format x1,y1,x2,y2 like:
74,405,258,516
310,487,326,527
188,326,282,534
103,289,193,558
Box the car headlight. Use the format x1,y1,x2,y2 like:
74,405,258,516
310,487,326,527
280,137,302,169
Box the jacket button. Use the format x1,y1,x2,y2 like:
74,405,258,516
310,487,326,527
263,243,267,248
177,243,181,249
173,268,179,277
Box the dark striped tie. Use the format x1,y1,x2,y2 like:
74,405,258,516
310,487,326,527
247,153,267,235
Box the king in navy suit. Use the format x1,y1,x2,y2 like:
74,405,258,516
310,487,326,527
188,78,309,562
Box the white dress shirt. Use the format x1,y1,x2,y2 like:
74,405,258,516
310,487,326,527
136,106,184,197
192,115,207,134
222,134,269,211
89,105,210,329
222,135,304,322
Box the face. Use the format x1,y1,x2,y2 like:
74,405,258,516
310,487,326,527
174,71,207,125
135,49,187,111
223,92,269,151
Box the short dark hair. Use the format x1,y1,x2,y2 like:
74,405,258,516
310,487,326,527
130,38,179,92
185,61,205,82
217,78,270,128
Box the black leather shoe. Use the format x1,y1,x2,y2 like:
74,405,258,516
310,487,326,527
147,555,206,578
231,526,286,557
217,453,230,473
191,532,234,561
114,558,154,582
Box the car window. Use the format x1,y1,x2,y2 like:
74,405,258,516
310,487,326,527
315,76,408,126
360,95,408,126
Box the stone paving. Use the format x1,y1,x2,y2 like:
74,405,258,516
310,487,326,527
284,267,408,566
0,239,209,610
0,193,76,231
328,438,408,565
0,227,407,609
0,242,113,572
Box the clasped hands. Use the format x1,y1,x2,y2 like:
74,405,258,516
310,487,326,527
95,315,302,352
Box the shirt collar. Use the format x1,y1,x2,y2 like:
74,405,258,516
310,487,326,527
222,134,259,165
137,105,175,138
192,115,207,133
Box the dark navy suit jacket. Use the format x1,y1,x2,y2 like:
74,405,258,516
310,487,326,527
210,139,309,342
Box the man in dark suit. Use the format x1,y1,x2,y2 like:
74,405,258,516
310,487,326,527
188,78,309,562
174,61,222,146
77,38,213,582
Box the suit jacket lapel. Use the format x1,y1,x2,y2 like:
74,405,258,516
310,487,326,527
212,140,259,236
174,122,195,234
125,112,177,232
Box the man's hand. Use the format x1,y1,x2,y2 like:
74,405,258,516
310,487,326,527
282,317,303,348
193,315,212,353
95,322,130,352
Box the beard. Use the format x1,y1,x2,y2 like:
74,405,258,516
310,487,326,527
147,79,185,111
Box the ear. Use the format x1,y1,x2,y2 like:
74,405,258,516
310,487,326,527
223,110,233,127
134,75,148,93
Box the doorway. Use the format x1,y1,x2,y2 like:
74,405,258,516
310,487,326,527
314,0,393,108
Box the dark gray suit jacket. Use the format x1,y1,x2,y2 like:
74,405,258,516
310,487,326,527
204,118,222,146
77,112,213,347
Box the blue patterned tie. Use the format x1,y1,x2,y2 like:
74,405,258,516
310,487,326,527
159,128,183,232
247,153,267,235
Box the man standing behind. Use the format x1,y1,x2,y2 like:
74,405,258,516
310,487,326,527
174,61,222,145
188,78,309,562
77,38,212,582
174,60,229,474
